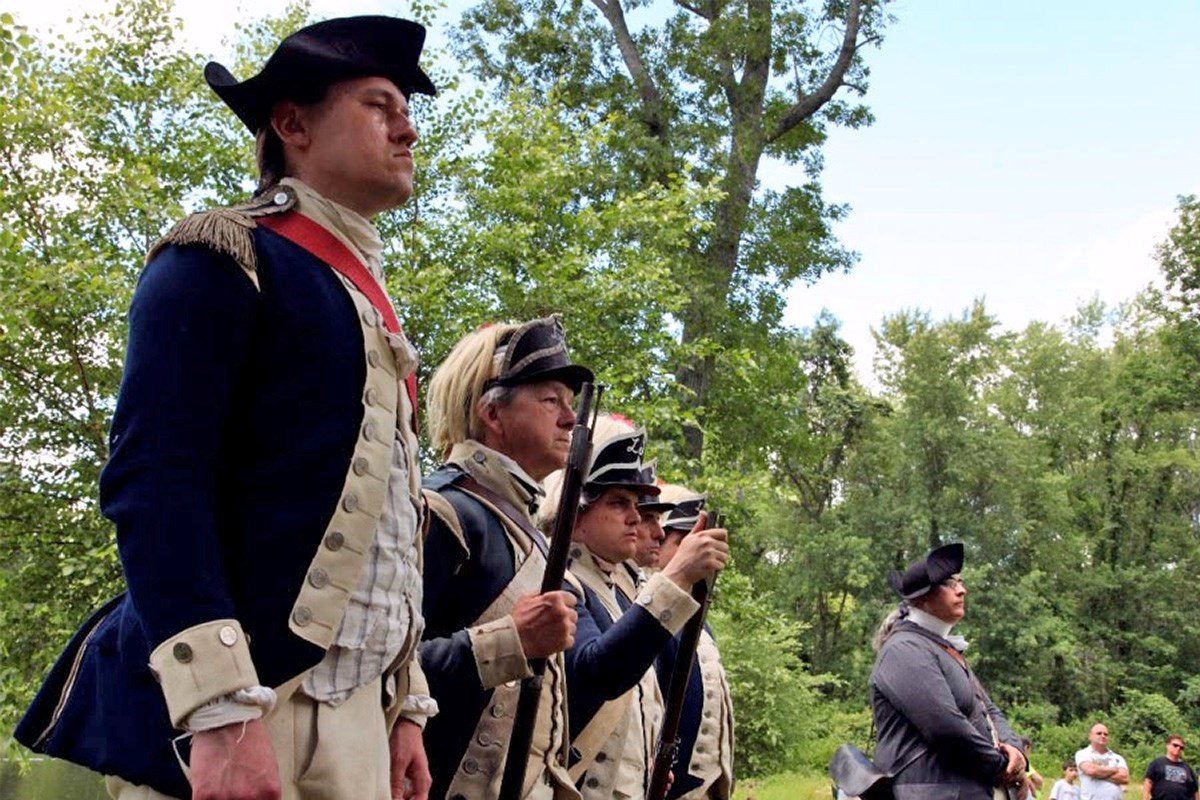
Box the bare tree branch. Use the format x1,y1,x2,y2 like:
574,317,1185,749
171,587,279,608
673,0,706,19
590,0,669,139
767,0,864,144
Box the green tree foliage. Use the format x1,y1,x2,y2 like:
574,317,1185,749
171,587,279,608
0,0,270,747
452,0,892,462
3,0,1200,784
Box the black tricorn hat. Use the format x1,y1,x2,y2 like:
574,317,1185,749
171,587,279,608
585,429,660,496
486,316,593,394
205,16,437,134
662,493,706,533
636,460,675,513
888,542,964,600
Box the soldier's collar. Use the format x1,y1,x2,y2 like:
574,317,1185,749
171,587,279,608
281,177,383,274
568,542,615,587
448,440,545,515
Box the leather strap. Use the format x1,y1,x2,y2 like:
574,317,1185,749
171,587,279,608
258,212,419,429
454,474,550,558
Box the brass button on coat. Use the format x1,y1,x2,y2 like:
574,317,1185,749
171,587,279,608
325,531,345,551
172,642,193,663
293,606,313,626
309,568,329,589
352,457,370,476
218,625,238,646
364,387,379,406
342,493,359,513
367,350,381,367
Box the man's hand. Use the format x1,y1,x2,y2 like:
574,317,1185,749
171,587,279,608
390,718,431,800
661,514,729,589
997,742,1025,785
190,719,281,800
513,591,578,658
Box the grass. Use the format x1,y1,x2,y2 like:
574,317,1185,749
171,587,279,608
734,773,1143,800
735,773,834,800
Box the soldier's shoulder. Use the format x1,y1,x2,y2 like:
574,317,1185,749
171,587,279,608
146,185,299,286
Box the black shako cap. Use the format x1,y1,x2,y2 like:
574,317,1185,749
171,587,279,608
887,542,964,600
205,16,437,134
636,461,675,513
486,316,593,394
662,493,706,533
585,429,660,496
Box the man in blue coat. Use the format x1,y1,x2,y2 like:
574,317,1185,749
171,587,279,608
541,418,729,800
653,489,735,800
419,317,590,799
16,16,438,800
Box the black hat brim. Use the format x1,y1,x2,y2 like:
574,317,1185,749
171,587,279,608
495,363,594,394
206,16,437,134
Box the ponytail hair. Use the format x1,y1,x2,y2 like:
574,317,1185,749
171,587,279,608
872,603,909,651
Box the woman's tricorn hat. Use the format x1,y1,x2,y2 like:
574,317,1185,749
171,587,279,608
486,316,593,394
888,542,964,600
584,429,660,496
205,16,438,134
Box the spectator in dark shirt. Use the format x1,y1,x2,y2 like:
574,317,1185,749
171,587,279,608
1144,734,1198,800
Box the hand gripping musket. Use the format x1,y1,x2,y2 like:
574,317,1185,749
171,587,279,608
497,382,602,800
647,510,724,800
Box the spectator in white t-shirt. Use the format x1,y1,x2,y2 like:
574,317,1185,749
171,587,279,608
1050,760,1081,800
1076,723,1130,800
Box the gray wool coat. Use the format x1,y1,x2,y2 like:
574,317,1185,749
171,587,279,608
870,621,1021,800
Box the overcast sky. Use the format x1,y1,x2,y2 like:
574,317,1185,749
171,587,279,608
10,0,1200,379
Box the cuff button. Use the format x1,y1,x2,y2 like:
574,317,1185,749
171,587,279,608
172,642,193,663
218,625,238,646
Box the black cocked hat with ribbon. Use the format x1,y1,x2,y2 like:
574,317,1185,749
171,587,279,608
584,429,660,496
205,16,437,134
486,316,593,394
662,493,706,533
635,460,675,513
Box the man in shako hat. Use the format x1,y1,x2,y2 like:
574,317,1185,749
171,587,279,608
16,16,438,800
651,485,735,800
540,418,729,800
869,543,1027,799
610,438,675,601
419,317,591,800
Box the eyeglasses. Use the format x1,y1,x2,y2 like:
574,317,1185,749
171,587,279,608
940,576,965,589
1170,742,1186,750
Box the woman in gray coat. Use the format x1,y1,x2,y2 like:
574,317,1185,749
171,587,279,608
869,543,1027,800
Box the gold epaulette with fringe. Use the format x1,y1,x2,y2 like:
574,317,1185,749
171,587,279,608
146,184,299,290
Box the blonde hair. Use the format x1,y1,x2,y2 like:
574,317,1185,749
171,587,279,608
872,604,909,651
537,413,638,533
426,322,520,460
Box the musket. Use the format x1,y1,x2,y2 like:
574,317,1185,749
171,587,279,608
497,382,602,800
647,510,724,800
